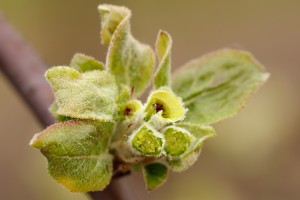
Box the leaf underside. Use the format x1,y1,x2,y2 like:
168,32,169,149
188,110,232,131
99,4,155,97
172,49,269,125
167,123,216,172
30,119,114,192
153,30,172,89
143,163,168,190
46,67,118,120
70,53,104,72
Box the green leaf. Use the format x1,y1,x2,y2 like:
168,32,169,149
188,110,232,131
98,4,129,45
172,49,269,125
99,4,155,97
30,119,114,192
114,84,131,121
177,123,216,140
70,53,104,72
167,123,215,172
154,30,172,89
116,84,131,106
49,102,73,122
45,67,118,120
143,163,168,190
166,149,201,173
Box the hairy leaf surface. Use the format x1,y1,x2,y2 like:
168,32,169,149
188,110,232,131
172,49,269,125
46,67,118,120
154,31,172,89
99,4,155,97
167,123,215,172
30,119,114,192
70,53,104,72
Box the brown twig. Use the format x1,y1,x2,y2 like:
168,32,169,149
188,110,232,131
0,13,134,200
0,13,54,127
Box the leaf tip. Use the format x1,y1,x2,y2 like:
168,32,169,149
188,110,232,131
262,72,271,82
157,30,171,39
143,163,168,191
29,133,40,148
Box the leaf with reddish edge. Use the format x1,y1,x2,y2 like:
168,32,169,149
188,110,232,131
30,119,114,192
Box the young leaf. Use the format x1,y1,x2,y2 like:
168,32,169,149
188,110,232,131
114,84,131,120
177,123,216,140
70,53,104,72
143,163,168,190
30,119,115,192
46,67,118,120
166,148,201,173
99,4,155,97
172,49,269,125
153,30,172,89
49,102,73,122
98,4,129,45
167,123,216,172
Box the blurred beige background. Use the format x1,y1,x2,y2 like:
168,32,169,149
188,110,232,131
1,0,300,199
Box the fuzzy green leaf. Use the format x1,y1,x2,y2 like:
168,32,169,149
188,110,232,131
167,123,215,172
143,163,168,190
70,53,104,72
172,49,269,125
116,84,131,106
30,119,114,192
177,123,216,140
98,5,129,45
99,4,155,97
49,102,73,122
46,67,118,120
114,84,132,121
154,30,172,89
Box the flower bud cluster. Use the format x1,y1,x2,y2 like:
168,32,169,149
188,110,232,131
116,87,196,162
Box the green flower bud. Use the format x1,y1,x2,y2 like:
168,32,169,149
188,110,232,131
129,124,164,157
123,100,143,118
144,87,187,122
162,126,195,158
